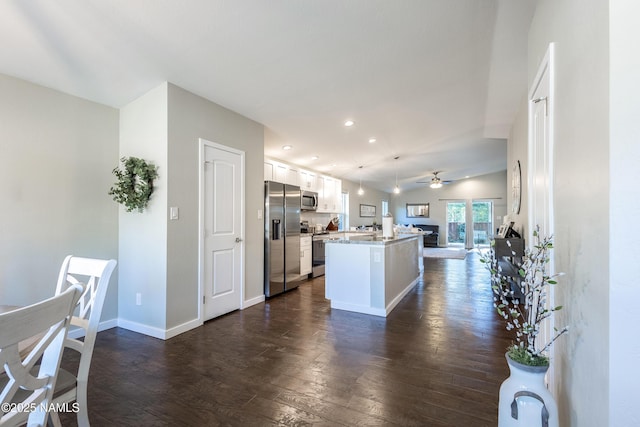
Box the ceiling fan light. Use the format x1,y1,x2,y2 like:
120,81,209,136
430,182,442,189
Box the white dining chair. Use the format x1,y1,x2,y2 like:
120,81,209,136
0,284,83,427
48,256,117,427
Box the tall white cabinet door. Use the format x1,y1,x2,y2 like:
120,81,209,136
300,235,312,275
334,179,342,213
299,170,316,190
264,161,274,181
286,167,299,186
274,162,288,183
315,175,325,212
323,177,335,212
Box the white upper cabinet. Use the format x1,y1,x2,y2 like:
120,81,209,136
264,161,274,181
286,166,299,186
274,162,288,183
265,158,341,213
321,176,335,212
316,176,342,213
334,179,342,212
299,170,317,191
265,158,299,186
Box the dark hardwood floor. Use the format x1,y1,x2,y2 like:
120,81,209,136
60,250,512,426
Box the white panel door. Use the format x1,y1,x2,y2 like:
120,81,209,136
203,142,243,320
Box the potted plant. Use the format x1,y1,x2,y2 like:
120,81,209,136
480,226,568,426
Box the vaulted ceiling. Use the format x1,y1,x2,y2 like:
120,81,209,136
0,0,536,192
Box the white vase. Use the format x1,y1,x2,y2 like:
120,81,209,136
498,353,559,427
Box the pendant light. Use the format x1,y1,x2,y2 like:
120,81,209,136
393,156,400,194
357,166,364,196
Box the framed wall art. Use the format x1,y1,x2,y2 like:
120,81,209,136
359,204,376,217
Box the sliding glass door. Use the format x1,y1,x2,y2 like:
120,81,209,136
472,201,492,247
447,200,493,248
446,202,466,247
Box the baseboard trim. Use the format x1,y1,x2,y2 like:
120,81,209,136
164,318,202,340
116,317,202,340
117,318,167,340
385,277,419,315
68,318,118,339
109,295,267,341
242,294,265,309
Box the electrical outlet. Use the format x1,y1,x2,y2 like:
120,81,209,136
136,293,142,306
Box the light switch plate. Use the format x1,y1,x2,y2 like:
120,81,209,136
170,206,179,220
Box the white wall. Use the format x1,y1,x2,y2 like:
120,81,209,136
167,83,264,326
118,82,265,336
523,1,610,425
341,179,391,228
507,97,529,236
609,1,640,425
390,171,508,247
0,73,119,320
118,83,169,333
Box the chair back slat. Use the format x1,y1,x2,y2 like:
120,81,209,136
0,285,82,427
49,255,116,427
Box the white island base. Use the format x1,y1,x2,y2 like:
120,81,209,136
325,235,420,317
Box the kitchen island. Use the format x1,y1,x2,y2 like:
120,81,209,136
324,234,420,317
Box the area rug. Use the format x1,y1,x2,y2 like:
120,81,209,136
423,247,467,260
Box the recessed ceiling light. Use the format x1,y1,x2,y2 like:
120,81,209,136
282,145,292,150
368,138,376,143
465,176,470,179
311,156,319,160
331,163,337,167
344,120,355,127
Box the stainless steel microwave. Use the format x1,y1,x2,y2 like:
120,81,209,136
300,190,318,211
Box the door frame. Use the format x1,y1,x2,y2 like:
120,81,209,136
527,43,556,389
198,138,245,323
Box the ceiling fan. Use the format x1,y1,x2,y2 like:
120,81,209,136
417,171,452,189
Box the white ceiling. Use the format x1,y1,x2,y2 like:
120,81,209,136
0,0,535,192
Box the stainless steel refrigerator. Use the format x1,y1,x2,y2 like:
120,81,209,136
264,181,302,297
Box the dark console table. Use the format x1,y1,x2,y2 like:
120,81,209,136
493,237,525,301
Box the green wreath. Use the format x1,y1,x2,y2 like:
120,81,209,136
108,157,159,212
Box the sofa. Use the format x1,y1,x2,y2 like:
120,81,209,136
412,224,440,247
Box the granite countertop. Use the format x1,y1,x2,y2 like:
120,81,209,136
324,233,419,246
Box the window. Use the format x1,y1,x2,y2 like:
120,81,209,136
382,200,389,216
338,191,349,231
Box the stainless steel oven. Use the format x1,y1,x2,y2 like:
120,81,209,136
301,190,318,211
311,233,329,277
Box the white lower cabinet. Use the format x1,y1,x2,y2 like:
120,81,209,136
300,235,312,275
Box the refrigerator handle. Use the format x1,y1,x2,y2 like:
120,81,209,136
272,219,281,240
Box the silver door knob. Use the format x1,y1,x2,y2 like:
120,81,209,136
235,237,243,243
